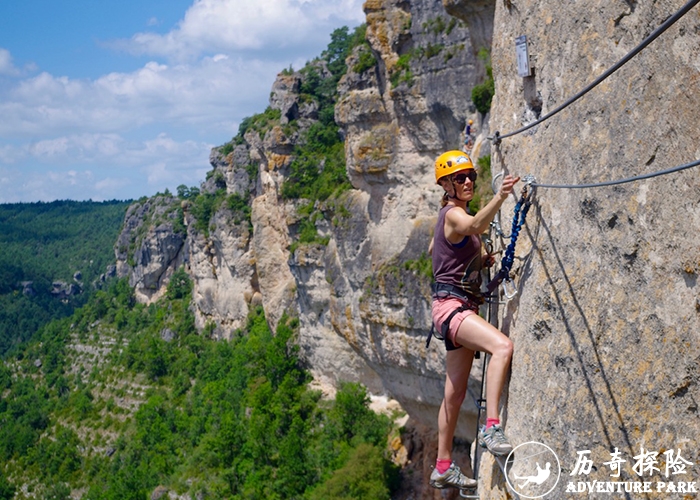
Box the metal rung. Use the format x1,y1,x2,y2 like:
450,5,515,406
459,490,479,498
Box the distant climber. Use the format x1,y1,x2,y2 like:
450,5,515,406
428,150,520,491
463,119,475,153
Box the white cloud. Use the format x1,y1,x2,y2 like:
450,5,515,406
0,49,277,201
27,134,125,162
0,48,19,76
14,132,209,169
0,144,20,164
112,0,365,60
4,168,96,202
0,54,280,139
0,132,212,202
0,0,367,201
145,162,178,188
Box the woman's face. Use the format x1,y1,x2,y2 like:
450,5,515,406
441,169,477,200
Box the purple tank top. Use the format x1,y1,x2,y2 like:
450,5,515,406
432,205,484,299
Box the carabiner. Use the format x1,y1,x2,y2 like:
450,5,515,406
484,237,494,256
522,173,537,186
491,213,509,239
502,277,518,300
491,171,503,195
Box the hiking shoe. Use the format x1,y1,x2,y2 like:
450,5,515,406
478,424,513,456
429,462,477,490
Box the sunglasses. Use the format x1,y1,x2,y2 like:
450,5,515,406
453,171,478,184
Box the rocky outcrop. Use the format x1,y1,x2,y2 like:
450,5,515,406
442,0,494,56
50,281,81,299
20,281,35,297
115,195,187,303
311,0,485,429
187,206,255,335
115,0,485,441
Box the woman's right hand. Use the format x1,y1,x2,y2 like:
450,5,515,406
498,174,521,200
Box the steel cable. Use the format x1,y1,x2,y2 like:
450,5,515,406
532,158,700,189
493,0,700,141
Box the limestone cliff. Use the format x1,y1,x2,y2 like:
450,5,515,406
115,0,700,497
117,0,483,440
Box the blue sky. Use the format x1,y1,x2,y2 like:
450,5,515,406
0,0,365,202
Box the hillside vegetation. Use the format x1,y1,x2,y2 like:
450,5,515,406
0,273,401,499
0,200,130,356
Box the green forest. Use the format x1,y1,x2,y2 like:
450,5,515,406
0,200,131,355
0,273,401,499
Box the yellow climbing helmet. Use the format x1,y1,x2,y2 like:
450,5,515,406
434,150,474,183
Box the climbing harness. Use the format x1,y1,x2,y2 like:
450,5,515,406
485,174,536,299
426,283,482,351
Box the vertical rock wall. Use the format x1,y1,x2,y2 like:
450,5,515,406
328,0,485,437
480,0,700,497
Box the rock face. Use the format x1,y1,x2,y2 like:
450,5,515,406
114,0,700,497
442,0,494,54
329,0,485,431
115,195,188,304
475,0,700,497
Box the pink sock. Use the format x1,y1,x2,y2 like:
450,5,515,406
436,458,452,474
486,418,500,429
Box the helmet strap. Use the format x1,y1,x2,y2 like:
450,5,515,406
447,178,465,202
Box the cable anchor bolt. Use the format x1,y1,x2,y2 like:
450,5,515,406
521,174,537,199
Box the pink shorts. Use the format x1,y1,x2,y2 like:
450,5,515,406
432,297,478,349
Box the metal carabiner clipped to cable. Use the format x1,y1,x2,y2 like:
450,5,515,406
490,213,507,239
502,276,518,300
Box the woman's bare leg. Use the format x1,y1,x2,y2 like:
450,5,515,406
437,346,475,460
454,314,513,420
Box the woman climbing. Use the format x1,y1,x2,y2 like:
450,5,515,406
428,150,519,491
